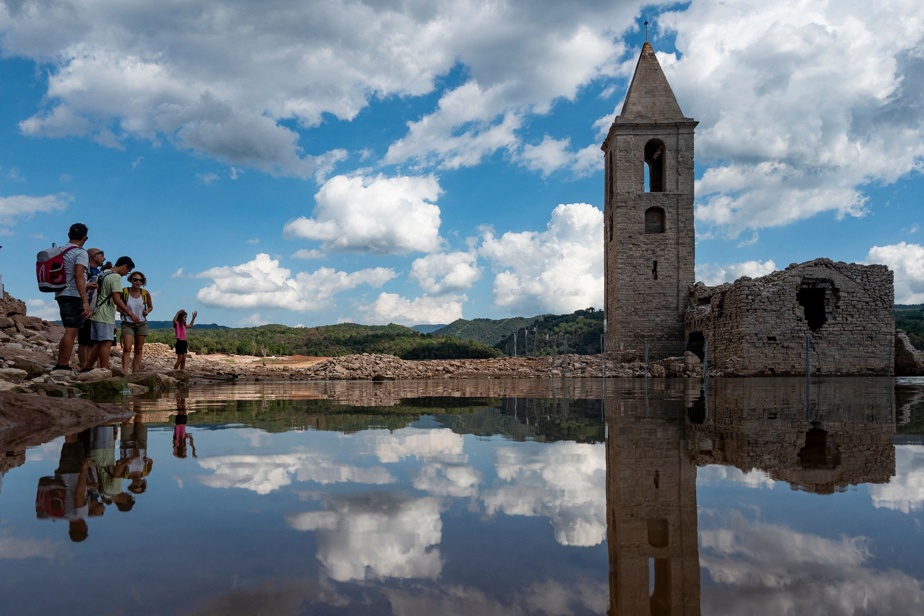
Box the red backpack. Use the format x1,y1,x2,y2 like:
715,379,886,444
35,476,67,520
36,245,78,293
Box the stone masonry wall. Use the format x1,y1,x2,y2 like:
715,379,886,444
686,259,894,376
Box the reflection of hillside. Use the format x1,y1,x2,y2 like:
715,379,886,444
690,378,896,494
128,389,605,442
896,380,924,433
127,379,612,416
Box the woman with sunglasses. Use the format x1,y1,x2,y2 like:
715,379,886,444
119,271,153,373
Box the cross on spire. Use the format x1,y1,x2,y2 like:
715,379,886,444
644,20,649,42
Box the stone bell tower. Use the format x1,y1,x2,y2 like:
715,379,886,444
601,42,697,357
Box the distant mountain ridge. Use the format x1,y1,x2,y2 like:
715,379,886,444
432,317,540,346
145,320,228,330
411,324,446,334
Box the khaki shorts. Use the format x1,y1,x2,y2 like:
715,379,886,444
121,320,149,337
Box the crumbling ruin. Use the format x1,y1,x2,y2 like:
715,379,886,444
684,259,895,376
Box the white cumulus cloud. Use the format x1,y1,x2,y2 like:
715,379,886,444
656,0,924,238
0,193,72,228
866,242,924,304
410,251,481,295
480,202,603,315
284,174,443,254
195,253,395,311
356,293,464,326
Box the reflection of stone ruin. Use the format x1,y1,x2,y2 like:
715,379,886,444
604,378,896,614
688,378,896,494
602,43,897,376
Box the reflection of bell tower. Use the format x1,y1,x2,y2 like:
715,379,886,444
606,391,701,615
601,42,697,356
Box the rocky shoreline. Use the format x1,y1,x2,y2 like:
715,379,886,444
0,289,700,447
2,289,923,448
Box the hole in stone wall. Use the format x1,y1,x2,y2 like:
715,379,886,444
686,331,705,362
652,260,658,280
797,279,836,332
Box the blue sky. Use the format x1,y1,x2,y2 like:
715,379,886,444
1,0,922,328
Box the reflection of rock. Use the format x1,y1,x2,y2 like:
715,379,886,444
287,493,443,582
0,391,133,454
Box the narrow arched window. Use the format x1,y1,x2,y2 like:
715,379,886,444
644,139,665,193
645,207,665,234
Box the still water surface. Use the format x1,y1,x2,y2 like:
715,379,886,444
2,377,924,615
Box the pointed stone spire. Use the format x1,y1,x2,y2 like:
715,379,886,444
620,42,686,120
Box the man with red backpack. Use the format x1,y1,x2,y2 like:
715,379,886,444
52,223,91,371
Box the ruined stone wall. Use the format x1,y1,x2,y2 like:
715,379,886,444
685,259,894,376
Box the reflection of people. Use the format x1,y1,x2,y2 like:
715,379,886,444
87,425,135,512
120,415,153,495
120,271,153,373
173,309,197,370
54,434,91,542
173,397,197,459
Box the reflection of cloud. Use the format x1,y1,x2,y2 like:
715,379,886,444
522,579,609,616
869,445,924,513
197,453,393,495
482,442,605,547
383,578,608,616
0,533,63,560
287,493,443,582
361,428,465,463
414,463,481,498
699,509,924,614
697,465,776,489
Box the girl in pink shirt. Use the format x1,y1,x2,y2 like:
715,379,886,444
172,309,197,370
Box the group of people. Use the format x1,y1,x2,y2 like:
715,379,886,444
52,222,197,373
